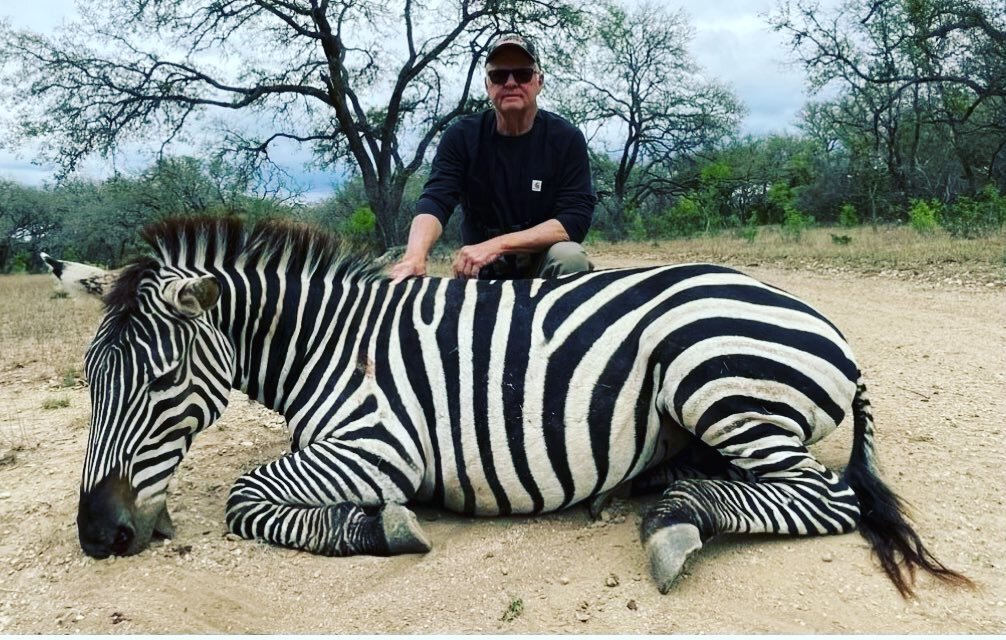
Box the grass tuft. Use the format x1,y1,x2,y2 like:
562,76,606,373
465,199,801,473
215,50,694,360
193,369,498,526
42,397,71,410
500,597,524,623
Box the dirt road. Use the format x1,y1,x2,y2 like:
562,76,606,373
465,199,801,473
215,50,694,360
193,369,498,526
0,262,1003,633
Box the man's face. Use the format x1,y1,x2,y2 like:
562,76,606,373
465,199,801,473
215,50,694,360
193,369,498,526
485,48,542,116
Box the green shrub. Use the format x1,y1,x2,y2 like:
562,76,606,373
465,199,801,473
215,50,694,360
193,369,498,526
780,208,813,241
10,251,31,274
624,208,649,242
830,234,852,245
665,196,707,238
734,225,758,243
940,185,1005,238
339,206,378,243
838,203,859,227
908,198,941,233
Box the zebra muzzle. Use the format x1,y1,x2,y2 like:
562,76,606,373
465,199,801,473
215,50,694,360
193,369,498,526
77,475,174,558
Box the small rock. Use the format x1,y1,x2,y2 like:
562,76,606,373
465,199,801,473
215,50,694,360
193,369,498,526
575,612,590,623
224,533,241,542
605,573,620,587
559,577,570,585
501,567,509,575
627,599,638,611
822,553,834,563
600,510,612,522
0,492,11,500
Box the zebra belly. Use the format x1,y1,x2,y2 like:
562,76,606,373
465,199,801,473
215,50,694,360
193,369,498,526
428,405,690,517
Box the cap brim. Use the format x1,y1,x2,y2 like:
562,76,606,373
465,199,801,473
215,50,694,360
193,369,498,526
486,43,536,65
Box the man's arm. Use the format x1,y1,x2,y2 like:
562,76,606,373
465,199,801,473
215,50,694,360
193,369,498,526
390,214,443,283
452,218,568,278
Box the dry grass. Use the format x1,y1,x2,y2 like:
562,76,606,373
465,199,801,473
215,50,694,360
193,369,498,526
0,274,103,381
424,226,1005,284
585,226,1006,281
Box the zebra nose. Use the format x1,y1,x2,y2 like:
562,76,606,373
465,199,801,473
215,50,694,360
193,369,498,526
78,510,136,558
77,476,137,558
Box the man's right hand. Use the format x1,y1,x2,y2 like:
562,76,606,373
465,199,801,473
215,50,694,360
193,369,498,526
389,257,426,283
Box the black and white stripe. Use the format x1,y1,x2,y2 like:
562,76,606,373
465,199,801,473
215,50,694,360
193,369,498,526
76,218,968,594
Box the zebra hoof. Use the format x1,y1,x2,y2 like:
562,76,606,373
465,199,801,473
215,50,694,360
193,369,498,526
587,490,614,520
381,504,431,555
645,523,703,594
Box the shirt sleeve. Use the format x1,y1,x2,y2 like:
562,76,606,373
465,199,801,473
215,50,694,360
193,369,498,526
552,128,596,243
415,124,466,228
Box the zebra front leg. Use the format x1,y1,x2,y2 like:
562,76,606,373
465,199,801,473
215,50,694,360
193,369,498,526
225,438,430,556
640,421,860,592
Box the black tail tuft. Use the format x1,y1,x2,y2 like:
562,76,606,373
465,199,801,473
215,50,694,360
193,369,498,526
844,460,973,597
846,378,974,597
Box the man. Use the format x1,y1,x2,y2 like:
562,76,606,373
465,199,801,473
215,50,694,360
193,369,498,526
390,33,595,282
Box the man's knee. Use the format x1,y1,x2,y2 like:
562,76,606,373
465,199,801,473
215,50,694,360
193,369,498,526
536,242,593,278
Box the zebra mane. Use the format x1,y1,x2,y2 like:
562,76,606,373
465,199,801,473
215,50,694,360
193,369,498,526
141,216,384,282
102,216,383,320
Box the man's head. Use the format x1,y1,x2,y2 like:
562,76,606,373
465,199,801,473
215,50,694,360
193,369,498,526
485,33,543,117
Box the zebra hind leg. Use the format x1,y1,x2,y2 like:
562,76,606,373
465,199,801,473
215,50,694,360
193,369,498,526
640,418,860,593
226,439,430,556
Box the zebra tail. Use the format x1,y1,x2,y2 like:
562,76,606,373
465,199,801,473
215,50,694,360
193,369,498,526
844,376,974,598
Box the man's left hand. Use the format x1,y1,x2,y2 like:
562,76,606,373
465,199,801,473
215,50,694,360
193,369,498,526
453,240,503,279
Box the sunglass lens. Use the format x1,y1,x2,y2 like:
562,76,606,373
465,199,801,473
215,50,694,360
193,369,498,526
513,68,534,83
488,69,535,85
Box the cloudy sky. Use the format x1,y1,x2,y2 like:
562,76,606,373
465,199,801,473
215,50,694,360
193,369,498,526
0,0,836,194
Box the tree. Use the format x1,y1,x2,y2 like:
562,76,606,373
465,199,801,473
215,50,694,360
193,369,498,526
0,180,58,272
770,0,1006,207
0,1,587,250
556,1,742,237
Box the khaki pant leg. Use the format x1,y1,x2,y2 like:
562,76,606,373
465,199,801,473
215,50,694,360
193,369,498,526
532,242,594,279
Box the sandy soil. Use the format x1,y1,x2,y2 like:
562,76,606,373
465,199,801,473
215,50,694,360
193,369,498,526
0,260,1003,634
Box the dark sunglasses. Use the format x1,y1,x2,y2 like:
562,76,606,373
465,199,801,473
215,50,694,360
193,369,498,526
487,68,537,85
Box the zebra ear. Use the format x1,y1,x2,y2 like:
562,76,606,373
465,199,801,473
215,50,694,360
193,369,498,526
40,252,117,299
164,276,220,318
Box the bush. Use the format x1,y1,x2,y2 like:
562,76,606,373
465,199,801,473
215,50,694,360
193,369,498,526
339,206,378,244
908,198,941,233
10,251,31,274
940,185,1005,238
780,208,813,241
838,203,859,227
664,196,707,238
734,225,758,243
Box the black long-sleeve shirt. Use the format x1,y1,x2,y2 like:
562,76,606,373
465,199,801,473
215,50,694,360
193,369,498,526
415,109,595,245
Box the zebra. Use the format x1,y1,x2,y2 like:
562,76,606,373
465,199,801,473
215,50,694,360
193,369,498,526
45,216,970,596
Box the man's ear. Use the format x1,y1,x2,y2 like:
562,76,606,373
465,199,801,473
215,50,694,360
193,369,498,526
163,276,220,318
40,252,117,299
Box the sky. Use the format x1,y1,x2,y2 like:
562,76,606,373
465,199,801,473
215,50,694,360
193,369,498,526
0,0,837,196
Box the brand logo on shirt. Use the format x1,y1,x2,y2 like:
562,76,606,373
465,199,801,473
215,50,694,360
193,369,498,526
531,179,542,192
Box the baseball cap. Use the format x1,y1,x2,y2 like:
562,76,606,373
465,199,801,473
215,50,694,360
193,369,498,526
485,33,538,66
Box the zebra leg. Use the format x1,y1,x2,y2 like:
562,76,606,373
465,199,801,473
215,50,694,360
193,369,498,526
630,439,754,496
225,439,430,556
640,419,860,593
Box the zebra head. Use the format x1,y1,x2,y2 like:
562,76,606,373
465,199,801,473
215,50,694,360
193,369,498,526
75,258,235,558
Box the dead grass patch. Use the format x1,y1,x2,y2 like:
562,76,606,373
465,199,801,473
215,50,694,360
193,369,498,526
0,275,103,379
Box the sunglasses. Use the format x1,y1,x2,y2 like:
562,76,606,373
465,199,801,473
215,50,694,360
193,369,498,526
486,68,537,86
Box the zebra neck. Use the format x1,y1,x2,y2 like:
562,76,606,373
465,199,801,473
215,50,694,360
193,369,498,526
217,267,397,416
